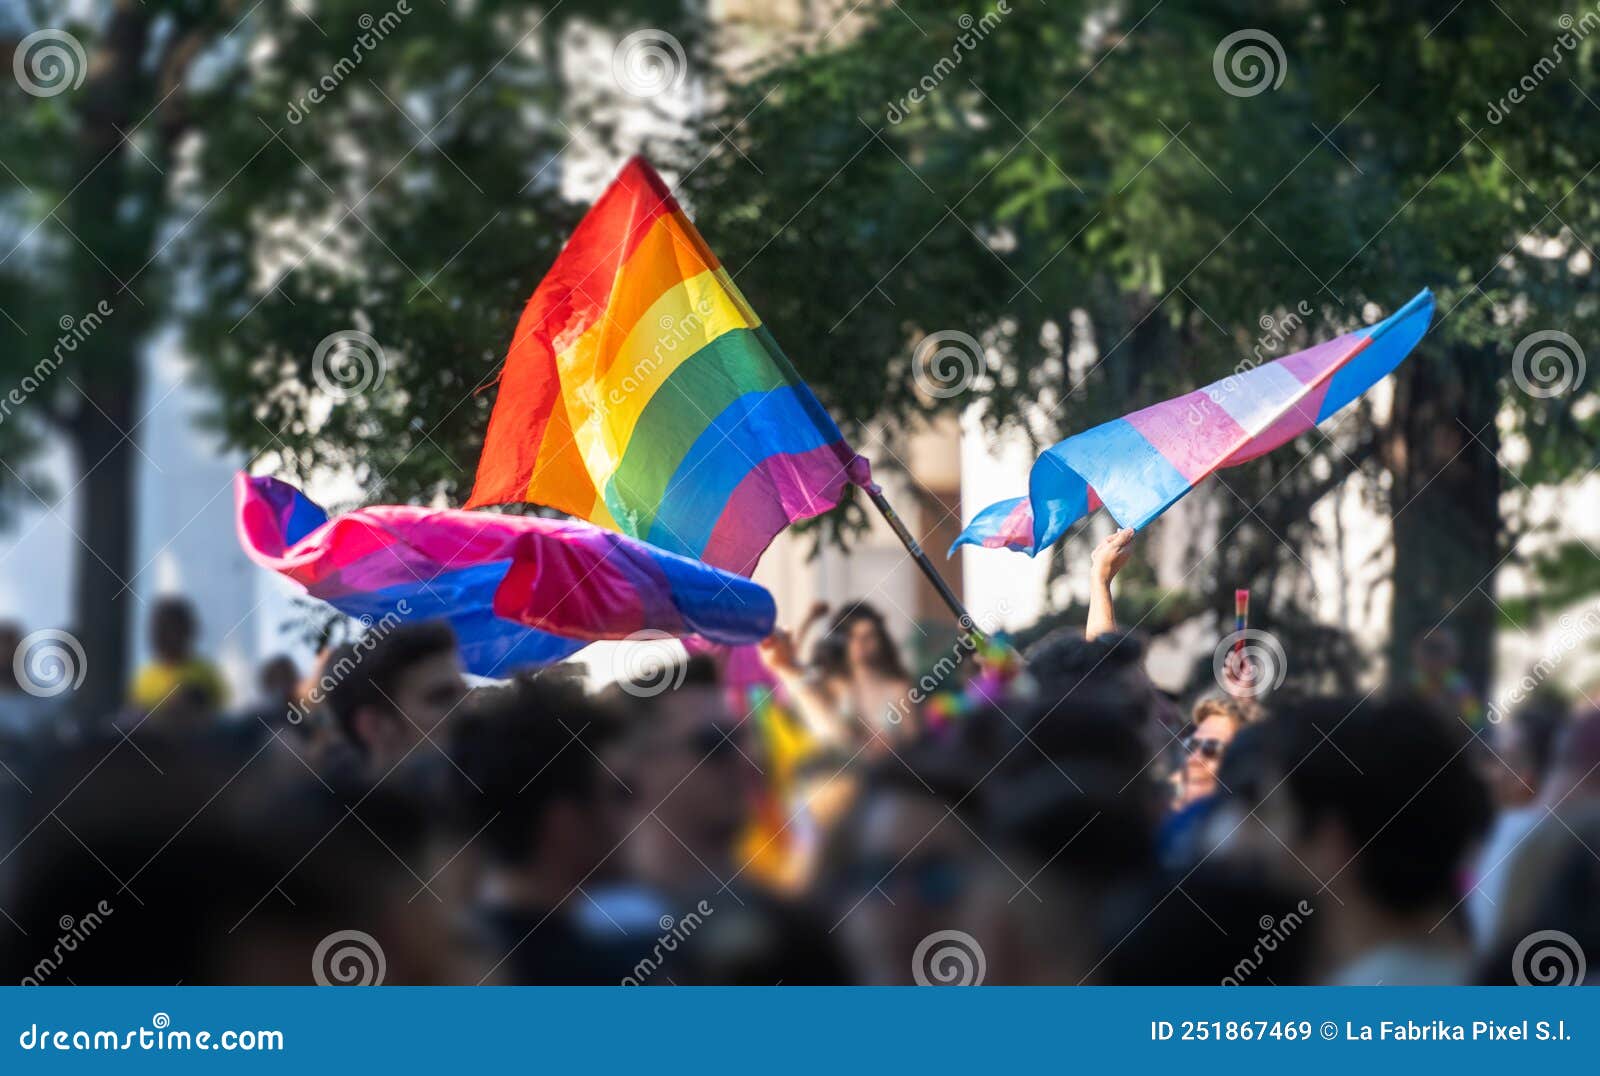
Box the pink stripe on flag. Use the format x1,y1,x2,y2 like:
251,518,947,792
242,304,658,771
1124,392,1250,483
701,444,856,575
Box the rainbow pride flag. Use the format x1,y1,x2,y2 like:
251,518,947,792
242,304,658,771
236,474,775,677
468,157,870,575
954,290,1433,555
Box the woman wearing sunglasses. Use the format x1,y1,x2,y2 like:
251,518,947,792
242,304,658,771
1178,697,1251,808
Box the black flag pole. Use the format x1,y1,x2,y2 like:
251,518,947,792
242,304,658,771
862,482,978,635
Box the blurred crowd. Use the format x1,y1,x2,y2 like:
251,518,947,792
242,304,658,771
0,532,1596,986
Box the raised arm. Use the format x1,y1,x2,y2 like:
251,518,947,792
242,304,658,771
1085,527,1135,640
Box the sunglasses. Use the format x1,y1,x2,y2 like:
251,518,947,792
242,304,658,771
1185,736,1226,761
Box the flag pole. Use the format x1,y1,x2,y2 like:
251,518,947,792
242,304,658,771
863,483,979,634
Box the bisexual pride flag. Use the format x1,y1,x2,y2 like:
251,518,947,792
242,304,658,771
954,290,1434,556
468,157,870,576
237,474,775,677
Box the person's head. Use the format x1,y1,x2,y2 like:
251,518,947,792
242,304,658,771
257,654,300,708
451,677,618,888
324,621,466,770
1486,695,1570,808
821,603,907,681
149,597,198,663
1266,696,1490,921
820,749,998,985
1023,629,1181,757
1182,697,1250,803
606,657,754,887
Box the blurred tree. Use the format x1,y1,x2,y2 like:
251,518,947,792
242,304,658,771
673,0,1600,693
0,0,703,715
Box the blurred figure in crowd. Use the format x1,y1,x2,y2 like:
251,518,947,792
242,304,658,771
323,621,467,779
128,596,228,726
0,619,65,737
1468,694,1571,947
606,657,754,900
1410,628,1484,730
759,601,913,751
1177,697,1251,808
451,676,644,984
1264,696,1491,984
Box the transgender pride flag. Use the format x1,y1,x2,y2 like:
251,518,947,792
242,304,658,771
954,290,1434,556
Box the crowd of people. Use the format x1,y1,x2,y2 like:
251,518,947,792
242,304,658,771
0,534,1595,986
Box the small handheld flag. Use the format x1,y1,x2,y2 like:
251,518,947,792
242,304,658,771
952,290,1434,556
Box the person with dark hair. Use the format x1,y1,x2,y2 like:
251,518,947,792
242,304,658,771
606,672,756,900
0,619,65,738
450,677,647,984
1100,863,1319,985
322,620,466,778
129,596,228,723
1263,696,1492,984
1469,695,1572,948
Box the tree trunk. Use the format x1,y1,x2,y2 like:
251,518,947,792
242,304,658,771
1386,344,1504,697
